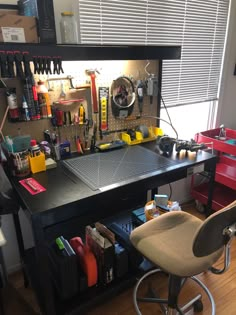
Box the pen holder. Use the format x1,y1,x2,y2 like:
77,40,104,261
8,150,30,177
29,152,46,173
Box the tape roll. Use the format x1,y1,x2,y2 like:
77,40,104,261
136,125,149,138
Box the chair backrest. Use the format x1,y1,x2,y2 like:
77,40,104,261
193,200,236,257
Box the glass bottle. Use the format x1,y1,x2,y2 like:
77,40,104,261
60,11,79,44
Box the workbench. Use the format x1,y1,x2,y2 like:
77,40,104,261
7,141,217,315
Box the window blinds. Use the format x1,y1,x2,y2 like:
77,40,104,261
78,0,229,107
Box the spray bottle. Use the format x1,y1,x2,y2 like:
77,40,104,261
22,96,30,121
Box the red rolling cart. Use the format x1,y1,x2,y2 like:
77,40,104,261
192,128,236,211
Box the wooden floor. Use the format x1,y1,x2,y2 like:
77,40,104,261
3,203,236,315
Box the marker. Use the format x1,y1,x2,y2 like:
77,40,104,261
55,237,68,256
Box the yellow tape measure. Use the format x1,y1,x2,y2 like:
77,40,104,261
99,87,109,131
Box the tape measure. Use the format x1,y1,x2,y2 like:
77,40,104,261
99,87,109,131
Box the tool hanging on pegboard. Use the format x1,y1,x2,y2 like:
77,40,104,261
85,69,99,118
136,79,145,116
111,76,135,119
78,103,86,125
99,87,109,133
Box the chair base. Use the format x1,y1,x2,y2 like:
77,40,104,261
133,268,215,315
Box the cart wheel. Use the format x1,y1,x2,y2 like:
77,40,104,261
193,299,203,312
195,200,205,213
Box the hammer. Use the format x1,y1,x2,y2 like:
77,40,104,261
85,69,100,114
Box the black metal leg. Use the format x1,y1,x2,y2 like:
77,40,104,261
0,289,4,315
206,162,216,217
151,188,158,199
12,213,29,288
32,217,57,315
168,275,183,309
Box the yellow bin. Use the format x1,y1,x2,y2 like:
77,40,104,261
29,152,46,173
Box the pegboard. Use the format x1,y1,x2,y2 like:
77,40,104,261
1,59,160,154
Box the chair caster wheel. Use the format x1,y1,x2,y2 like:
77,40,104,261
193,299,203,312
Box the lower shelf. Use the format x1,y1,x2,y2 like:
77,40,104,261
24,208,152,315
215,163,236,190
191,181,236,211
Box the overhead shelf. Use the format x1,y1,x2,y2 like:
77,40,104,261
0,43,181,61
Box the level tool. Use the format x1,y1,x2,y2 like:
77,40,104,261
99,87,109,131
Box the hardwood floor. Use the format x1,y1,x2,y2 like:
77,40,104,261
4,203,236,315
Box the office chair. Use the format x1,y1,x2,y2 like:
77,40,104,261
130,201,236,315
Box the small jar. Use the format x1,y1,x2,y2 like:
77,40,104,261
60,11,79,44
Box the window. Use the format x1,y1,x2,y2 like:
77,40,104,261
78,0,230,139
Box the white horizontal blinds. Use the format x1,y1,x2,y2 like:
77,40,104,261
79,0,148,44
145,0,186,45
78,0,229,106
162,0,229,107
79,0,185,45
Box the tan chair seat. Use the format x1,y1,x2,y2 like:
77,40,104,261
130,211,223,277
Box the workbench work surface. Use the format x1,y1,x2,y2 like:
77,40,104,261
9,142,216,224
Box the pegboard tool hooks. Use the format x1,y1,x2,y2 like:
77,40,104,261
32,55,64,75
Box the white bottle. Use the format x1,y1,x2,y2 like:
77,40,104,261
60,12,79,44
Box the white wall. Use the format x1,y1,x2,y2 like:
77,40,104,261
217,1,236,129
1,0,236,273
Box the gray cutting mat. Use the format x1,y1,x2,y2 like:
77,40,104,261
62,145,175,190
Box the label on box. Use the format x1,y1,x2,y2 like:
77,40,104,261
2,27,26,42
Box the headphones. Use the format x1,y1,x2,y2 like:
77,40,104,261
111,76,136,118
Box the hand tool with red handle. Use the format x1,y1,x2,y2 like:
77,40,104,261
69,237,97,287
86,69,100,114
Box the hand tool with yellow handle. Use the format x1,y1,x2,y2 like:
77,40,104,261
78,103,86,125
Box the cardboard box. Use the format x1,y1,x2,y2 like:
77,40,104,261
0,12,38,43
0,9,18,15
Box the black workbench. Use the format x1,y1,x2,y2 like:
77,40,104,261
9,142,217,315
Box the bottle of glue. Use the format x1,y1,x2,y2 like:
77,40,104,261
37,80,52,118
